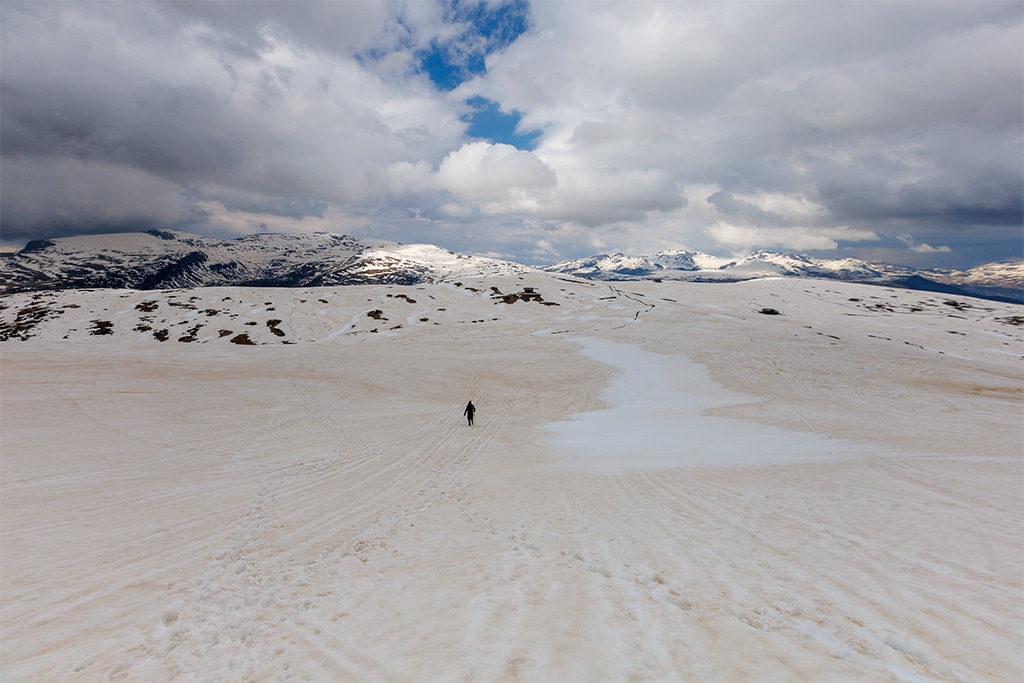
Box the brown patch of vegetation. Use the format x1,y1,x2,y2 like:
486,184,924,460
266,319,286,337
218,329,233,337
135,301,159,312
153,329,169,341
367,309,386,320
178,324,203,342
230,333,256,345
90,320,114,335
997,316,1024,327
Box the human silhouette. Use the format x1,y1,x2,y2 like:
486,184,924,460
464,400,476,426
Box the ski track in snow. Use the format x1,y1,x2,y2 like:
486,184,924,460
1,274,1021,681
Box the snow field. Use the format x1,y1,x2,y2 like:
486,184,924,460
1,274,1021,681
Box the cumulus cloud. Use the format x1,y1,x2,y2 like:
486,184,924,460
0,0,1020,268
435,141,555,203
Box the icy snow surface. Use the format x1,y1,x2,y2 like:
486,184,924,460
543,337,873,471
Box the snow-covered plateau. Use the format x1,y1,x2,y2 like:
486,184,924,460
1,273,1021,681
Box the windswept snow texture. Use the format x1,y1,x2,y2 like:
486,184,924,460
1,274,1021,682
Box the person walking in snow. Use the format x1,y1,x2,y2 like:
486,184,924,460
464,400,476,426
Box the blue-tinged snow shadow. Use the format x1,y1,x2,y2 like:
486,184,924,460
541,338,876,472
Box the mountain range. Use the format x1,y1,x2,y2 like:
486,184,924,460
0,230,527,293
1,230,1021,304
545,250,1024,303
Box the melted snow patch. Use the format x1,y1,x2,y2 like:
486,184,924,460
542,337,874,472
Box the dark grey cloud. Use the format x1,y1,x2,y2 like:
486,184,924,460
0,157,208,240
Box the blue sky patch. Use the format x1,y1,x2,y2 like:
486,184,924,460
462,96,540,150
417,0,530,91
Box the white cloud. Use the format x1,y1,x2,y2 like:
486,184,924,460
435,141,556,203
539,167,684,227
193,200,369,239
911,243,953,254
706,222,879,252
898,233,952,254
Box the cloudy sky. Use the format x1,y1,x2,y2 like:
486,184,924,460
1,1,1021,268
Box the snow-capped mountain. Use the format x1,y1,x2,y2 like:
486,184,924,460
1,230,1020,304
928,262,1024,303
544,249,916,281
0,230,529,293
545,250,1023,303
